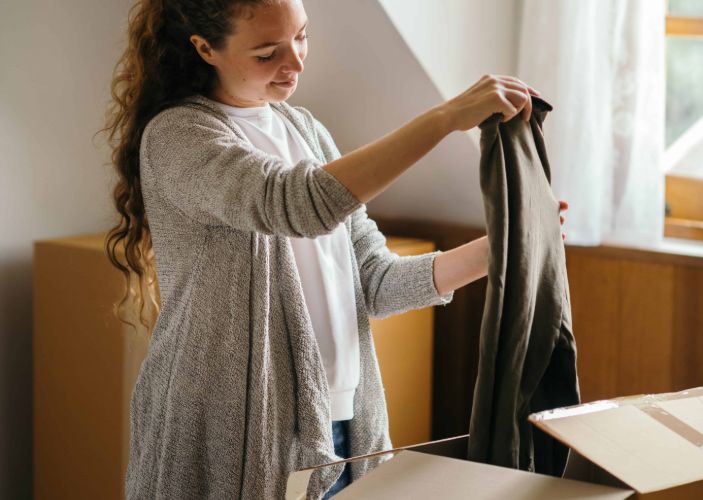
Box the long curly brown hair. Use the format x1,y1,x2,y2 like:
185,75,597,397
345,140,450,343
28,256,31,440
101,0,267,337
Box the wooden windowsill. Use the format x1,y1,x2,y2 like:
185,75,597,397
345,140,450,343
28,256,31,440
567,234,703,268
665,173,703,243
665,217,703,242
666,16,703,37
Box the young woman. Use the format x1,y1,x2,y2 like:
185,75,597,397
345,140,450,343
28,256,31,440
103,0,566,497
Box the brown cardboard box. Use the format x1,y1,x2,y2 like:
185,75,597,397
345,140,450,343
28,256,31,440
288,387,703,499
531,387,703,499
285,435,634,499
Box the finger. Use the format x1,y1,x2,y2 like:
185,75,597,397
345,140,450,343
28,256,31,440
497,81,531,121
485,77,531,101
560,215,565,225
503,89,528,119
523,94,533,122
503,76,541,96
504,88,529,108
559,200,569,211
475,74,501,92
501,80,532,95
497,95,519,122
519,80,541,97
486,78,532,109
562,233,566,240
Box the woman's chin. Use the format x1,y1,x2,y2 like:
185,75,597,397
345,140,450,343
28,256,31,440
268,81,297,99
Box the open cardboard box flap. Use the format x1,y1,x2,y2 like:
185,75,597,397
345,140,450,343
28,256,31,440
529,386,703,498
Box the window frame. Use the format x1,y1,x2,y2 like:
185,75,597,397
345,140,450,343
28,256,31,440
664,7,703,241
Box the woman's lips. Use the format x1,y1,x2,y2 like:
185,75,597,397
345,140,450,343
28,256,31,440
272,79,296,88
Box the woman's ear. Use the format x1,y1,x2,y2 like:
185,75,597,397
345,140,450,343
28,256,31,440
189,35,216,65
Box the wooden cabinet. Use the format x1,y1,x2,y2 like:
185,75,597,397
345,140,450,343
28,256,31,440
565,244,703,403
33,233,436,499
33,234,146,500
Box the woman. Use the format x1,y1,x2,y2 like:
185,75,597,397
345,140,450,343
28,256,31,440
103,0,566,498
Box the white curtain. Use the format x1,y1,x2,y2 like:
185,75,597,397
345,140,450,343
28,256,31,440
517,0,666,245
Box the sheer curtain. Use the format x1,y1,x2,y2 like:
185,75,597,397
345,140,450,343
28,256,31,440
517,0,666,245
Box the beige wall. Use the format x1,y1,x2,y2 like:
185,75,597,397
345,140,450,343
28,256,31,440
0,0,519,497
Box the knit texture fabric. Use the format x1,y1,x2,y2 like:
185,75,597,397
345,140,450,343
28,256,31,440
126,94,453,499
467,97,580,476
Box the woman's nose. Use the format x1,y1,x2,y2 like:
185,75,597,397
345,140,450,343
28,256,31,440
284,48,304,73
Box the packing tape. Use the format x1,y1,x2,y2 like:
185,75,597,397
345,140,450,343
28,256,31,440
529,387,703,447
640,404,703,447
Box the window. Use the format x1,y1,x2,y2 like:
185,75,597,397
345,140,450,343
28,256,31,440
664,0,703,241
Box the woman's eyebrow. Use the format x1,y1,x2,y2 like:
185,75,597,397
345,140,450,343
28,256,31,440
250,21,308,50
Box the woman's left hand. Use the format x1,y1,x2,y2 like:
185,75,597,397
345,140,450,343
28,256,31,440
559,200,568,240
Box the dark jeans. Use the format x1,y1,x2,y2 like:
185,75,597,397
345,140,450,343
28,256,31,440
321,420,352,499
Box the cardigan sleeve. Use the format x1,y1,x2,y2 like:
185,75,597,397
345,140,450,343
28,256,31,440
140,106,361,237
349,205,454,319
304,112,454,318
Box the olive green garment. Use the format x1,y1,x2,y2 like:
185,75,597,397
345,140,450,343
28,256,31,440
468,97,580,476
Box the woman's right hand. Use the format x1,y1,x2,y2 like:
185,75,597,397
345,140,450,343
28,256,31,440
441,74,541,132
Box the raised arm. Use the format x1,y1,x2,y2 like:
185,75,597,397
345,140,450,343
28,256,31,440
323,106,453,204
143,74,536,240
323,74,540,204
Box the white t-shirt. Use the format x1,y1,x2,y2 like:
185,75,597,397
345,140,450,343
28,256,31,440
214,100,359,421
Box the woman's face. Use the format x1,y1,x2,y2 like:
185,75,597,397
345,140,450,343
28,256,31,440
191,0,308,107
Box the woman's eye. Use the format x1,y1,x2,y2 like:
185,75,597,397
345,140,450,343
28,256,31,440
255,35,307,62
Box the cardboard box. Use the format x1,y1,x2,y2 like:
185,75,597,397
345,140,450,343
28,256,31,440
286,435,633,499
531,387,703,499
287,387,703,499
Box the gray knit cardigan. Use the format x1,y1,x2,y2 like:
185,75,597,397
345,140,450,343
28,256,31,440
125,94,454,499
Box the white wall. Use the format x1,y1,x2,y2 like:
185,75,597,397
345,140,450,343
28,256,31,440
378,0,520,100
0,0,519,496
0,1,130,497
290,0,519,225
